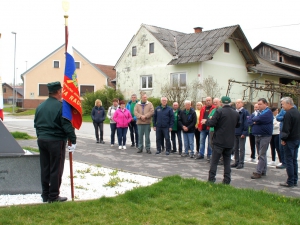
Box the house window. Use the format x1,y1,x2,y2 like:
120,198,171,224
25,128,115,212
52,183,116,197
53,60,60,68
80,85,94,96
149,43,154,53
171,73,187,87
3,87,6,93
75,61,81,69
141,76,152,89
132,46,137,56
279,53,283,62
224,42,230,53
39,84,48,96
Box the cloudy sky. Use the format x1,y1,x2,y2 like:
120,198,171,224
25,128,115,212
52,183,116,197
0,0,299,84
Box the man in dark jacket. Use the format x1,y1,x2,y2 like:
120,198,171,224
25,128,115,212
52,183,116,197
279,97,300,187
248,98,273,179
178,100,197,158
153,97,174,155
91,99,106,143
170,102,182,154
231,99,249,169
202,96,240,184
34,81,76,203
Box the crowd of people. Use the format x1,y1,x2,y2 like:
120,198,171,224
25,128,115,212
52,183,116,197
91,93,299,187
34,81,300,203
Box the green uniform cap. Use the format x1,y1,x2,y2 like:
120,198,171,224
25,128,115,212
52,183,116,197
47,81,62,93
221,96,231,104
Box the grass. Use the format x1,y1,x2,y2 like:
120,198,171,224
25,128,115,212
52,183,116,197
3,106,36,115
22,146,39,153
10,131,35,139
0,176,299,224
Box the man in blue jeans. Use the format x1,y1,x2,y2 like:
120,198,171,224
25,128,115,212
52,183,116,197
153,97,174,155
178,100,197,158
196,97,216,160
279,97,300,188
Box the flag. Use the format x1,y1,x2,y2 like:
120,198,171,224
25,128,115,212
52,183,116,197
0,76,3,121
62,51,82,129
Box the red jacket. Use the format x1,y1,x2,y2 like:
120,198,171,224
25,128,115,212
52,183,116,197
198,105,216,131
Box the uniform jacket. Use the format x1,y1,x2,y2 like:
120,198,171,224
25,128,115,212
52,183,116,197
248,108,273,136
153,105,174,129
198,105,216,131
34,97,76,144
178,108,197,133
113,108,132,128
91,106,106,123
134,101,154,125
205,105,240,148
235,108,250,136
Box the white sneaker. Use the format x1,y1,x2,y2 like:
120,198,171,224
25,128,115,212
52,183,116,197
118,146,122,150
268,161,276,166
277,163,282,167
111,144,114,147
249,158,256,163
123,146,126,150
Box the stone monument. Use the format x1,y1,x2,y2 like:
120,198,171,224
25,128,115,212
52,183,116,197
0,119,41,195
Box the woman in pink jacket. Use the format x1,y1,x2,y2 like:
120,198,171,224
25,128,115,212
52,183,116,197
113,100,132,149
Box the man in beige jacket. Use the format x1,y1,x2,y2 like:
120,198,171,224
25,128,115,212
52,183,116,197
134,94,154,154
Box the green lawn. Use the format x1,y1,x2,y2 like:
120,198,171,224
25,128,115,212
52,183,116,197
0,176,299,224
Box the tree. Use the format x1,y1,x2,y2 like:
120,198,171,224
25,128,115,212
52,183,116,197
160,83,190,108
199,75,222,98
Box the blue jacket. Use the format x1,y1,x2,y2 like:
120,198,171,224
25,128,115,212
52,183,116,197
91,106,106,123
248,108,273,136
126,100,138,121
235,108,250,136
153,105,174,128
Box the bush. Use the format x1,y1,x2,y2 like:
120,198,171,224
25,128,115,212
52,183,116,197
82,86,124,115
147,97,162,109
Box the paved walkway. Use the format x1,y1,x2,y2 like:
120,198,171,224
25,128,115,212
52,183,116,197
17,137,300,198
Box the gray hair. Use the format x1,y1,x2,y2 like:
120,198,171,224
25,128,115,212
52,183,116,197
161,96,168,100
281,97,294,105
184,100,191,104
131,94,137,97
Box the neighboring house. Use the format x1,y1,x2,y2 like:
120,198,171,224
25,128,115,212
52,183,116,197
115,24,262,101
247,42,300,105
94,64,116,89
2,83,23,106
21,44,116,108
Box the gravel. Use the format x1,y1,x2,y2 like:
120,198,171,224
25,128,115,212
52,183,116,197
0,159,160,207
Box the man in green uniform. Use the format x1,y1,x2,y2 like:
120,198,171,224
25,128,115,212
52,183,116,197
34,81,76,203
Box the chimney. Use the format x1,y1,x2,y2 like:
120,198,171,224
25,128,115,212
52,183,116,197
194,27,203,33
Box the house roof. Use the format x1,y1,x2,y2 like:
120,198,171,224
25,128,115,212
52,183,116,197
248,54,300,80
21,45,109,80
93,64,116,87
143,24,258,66
253,42,300,58
2,83,24,96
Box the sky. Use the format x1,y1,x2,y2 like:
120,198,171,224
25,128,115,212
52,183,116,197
0,0,299,84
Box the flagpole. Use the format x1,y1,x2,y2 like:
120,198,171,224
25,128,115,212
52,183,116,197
62,0,74,202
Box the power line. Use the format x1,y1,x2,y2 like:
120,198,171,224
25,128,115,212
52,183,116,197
246,23,300,30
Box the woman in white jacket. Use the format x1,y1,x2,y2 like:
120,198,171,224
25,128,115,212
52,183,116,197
107,98,119,147
269,107,281,166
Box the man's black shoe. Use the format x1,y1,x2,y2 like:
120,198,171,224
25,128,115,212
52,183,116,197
155,151,161,155
236,164,244,169
137,149,143,153
146,150,152,154
170,150,177,153
279,182,294,188
42,198,48,203
231,163,238,168
100,140,105,144
96,140,99,143
48,196,67,203
130,144,135,147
